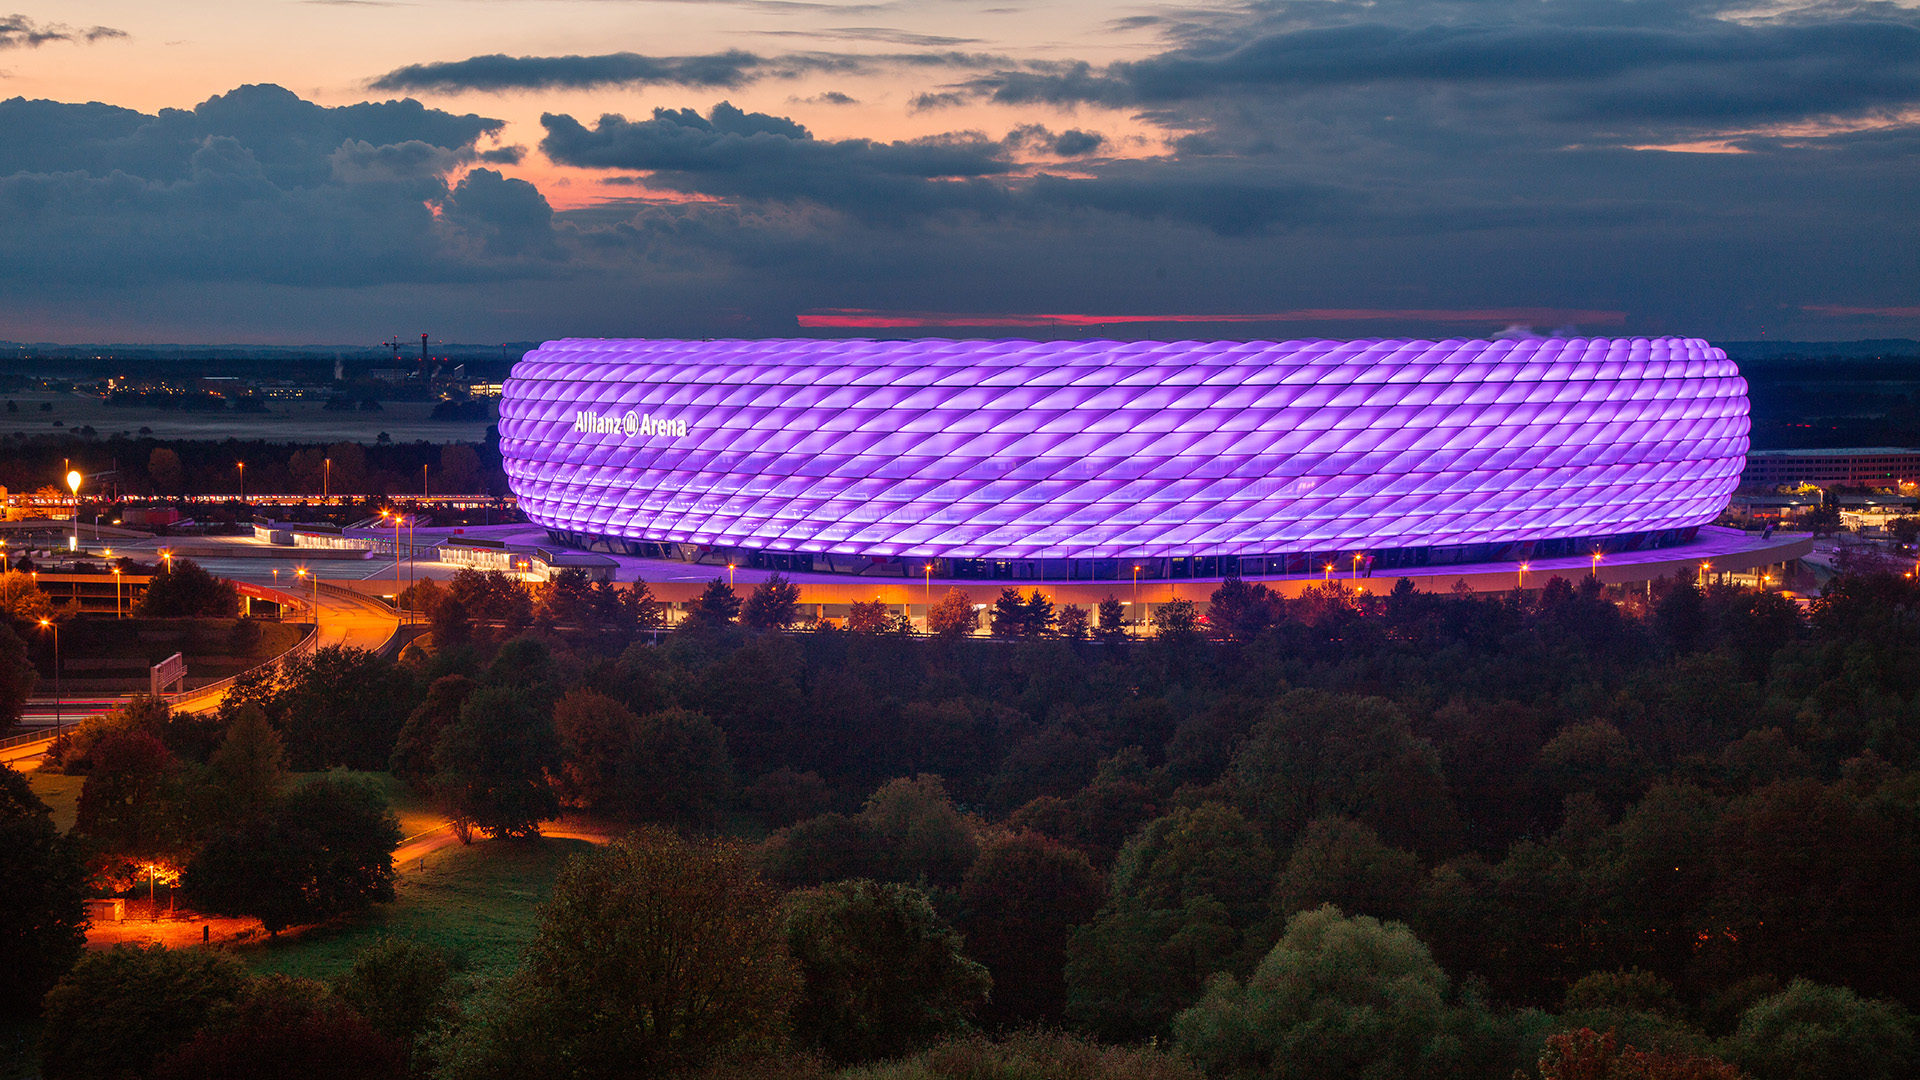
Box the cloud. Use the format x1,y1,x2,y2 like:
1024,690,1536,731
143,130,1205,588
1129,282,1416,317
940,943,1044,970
370,48,1004,94
0,85,555,287
948,0,1920,137
751,27,981,47
0,13,126,49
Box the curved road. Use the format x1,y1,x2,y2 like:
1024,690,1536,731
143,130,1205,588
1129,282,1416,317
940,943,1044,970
2,586,398,770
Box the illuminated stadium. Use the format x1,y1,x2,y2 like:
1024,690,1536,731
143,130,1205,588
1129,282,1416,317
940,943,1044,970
498,337,1751,582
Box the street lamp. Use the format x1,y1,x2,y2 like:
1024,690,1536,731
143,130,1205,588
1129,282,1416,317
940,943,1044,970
1352,552,1362,580
924,563,934,605
727,562,736,587
323,458,331,502
1323,562,1334,582
65,470,81,552
37,618,59,738
112,566,122,618
1589,550,1602,580
1517,562,1530,592
237,461,245,505
296,567,317,631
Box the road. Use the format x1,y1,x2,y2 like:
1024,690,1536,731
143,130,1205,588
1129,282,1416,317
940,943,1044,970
4,584,399,771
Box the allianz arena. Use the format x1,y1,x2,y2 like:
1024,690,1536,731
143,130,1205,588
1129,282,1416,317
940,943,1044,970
497,337,1750,581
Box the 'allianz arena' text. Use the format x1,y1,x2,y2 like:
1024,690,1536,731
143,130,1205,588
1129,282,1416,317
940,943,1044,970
498,337,1749,581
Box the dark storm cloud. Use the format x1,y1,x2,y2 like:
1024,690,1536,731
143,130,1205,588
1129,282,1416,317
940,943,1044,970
370,48,1003,94
949,0,1920,133
0,85,559,287
0,14,126,49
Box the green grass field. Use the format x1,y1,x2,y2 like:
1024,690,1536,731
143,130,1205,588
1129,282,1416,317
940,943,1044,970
244,835,592,981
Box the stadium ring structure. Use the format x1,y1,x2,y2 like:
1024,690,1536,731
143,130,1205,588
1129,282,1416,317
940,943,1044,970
499,336,1751,582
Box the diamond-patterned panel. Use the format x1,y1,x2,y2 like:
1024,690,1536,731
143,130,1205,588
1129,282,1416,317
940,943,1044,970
498,337,1750,560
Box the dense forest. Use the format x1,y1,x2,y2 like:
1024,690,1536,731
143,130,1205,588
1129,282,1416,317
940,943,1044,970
10,563,1920,1079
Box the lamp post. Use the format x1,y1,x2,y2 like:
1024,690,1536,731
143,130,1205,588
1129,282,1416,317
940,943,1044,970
1517,562,1530,593
1323,562,1334,582
1352,552,1362,581
1132,564,1142,636
323,458,331,502
727,562,736,588
423,463,429,499
924,563,934,604
66,470,81,552
112,566,122,618
297,567,317,632
37,618,59,738
1589,551,1602,581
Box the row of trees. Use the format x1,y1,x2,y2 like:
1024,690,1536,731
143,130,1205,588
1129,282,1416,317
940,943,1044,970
0,432,499,500
19,561,1920,1078
23,824,1913,1080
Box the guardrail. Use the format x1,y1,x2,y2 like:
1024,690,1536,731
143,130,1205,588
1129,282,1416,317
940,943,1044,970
159,621,319,712
0,728,55,752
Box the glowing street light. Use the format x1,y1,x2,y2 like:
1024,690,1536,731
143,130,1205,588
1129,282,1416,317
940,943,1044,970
727,562,736,587
924,563,934,604
296,566,318,631
37,618,60,737
66,470,81,552
1323,562,1334,582
237,461,245,503
1589,550,1603,580
1517,562,1531,592
112,566,122,618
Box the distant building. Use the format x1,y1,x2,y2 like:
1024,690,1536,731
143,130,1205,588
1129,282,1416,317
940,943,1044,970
1742,448,1920,489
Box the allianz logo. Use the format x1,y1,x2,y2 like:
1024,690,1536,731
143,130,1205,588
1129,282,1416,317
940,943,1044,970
573,410,688,439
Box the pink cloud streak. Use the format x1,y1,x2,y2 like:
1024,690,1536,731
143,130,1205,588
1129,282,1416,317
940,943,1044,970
799,307,1629,328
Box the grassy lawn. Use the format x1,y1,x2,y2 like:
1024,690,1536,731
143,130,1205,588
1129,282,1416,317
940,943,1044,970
244,835,592,981
25,772,84,833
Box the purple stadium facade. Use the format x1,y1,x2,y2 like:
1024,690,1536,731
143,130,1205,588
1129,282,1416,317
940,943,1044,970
498,337,1749,581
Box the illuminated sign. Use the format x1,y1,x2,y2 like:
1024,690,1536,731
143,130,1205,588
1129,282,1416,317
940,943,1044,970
573,410,687,439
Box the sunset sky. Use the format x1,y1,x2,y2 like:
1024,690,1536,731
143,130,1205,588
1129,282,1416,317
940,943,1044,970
2,0,1916,344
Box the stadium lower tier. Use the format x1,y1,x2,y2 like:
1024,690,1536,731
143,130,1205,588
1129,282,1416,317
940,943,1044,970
543,525,1703,582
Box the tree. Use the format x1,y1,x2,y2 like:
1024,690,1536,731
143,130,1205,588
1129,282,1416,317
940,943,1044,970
1271,816,1424,922
75,728,190,863
1724,979,1917,1080
926,587,977,637
620,707,732,826
1095,595,1129,644
439,444,483,492
685,577,742,629
0,618,35,730
183,775,400,933
1655,567,1707,653
148,447,184,493
552,687,637,810
432,685,561,839
1065,803,1276,1041
0,567,52,622
332,937,464,1067
1229,688,1461,858
990,588,1053,638
1153,598,1200,640
785,879,990,1063
391,675,474,792
1057,604,1091,640
0,765,89,1015
1172,905,1498,1080
39,943,251,1080
154,974,406,1080
1208,576,1279,642
437,829,801,1080
202,704,287,826
272,646,420,771
761,776,981,889
847,599,893,633
1537,1029,1743,1080
137,558,239,618
959,831,1104,1026
741,572,803,629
